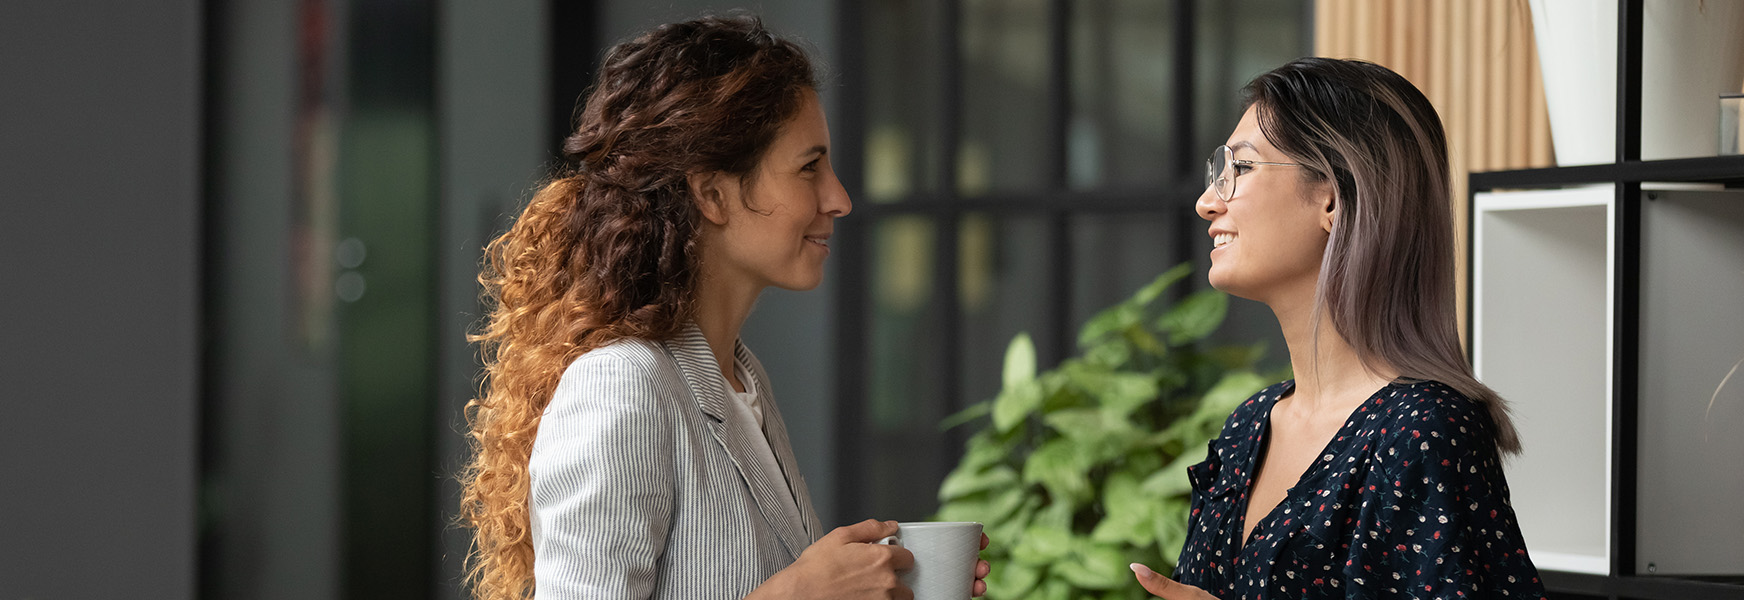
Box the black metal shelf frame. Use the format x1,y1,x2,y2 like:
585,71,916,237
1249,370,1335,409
1467,2,1744,599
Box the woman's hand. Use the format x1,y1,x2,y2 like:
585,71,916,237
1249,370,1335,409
1131,563,1222,600
972,533,991,596
753,519,914,599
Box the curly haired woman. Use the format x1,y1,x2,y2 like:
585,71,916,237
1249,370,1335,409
459,15,988,600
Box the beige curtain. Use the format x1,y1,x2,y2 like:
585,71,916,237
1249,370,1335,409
1314,0,1554,341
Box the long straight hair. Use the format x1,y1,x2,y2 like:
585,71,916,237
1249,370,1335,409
1242,57,1521,454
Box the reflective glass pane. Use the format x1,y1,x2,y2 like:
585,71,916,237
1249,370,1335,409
865,0,946,201
1070,213,1177,328
866,216,949,520
1069,0,1173,189
1195,0,1311,172
961,0,1052,195
958,213,1056,410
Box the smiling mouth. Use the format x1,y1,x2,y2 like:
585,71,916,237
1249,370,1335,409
805,236,830,249
1213,233,1236,249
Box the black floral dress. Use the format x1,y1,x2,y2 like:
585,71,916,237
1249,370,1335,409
1173,380,1545,599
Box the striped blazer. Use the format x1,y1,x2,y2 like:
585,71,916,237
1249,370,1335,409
528,324,824,599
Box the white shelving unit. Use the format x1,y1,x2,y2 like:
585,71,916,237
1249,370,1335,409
1473,186,1615,575
1475,186,1744,579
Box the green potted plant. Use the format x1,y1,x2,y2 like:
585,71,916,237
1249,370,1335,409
934,263,1282,599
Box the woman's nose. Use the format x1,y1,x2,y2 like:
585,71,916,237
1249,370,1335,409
1195,185,1223,222
823,172,852,217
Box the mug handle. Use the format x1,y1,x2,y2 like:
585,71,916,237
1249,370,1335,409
875,535,901,546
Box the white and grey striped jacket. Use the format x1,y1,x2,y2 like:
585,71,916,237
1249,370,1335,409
528,324,824,599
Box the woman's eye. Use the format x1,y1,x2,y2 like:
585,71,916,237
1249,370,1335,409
1234,164,1254,175
801,160,820,173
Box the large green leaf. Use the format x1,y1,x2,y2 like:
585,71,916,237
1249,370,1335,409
956,430,1012,472
985,561,1042,599
1153,497,1193,566
1090,472,1153,546
1002,332,1038,389
1035,580,1073,600
1196,371,1269,422
1096,372,1161,416
985,496,1040,549
1157,288,1229,345
939,400,992,431
1011,524,1074,565
1132,262,1193,307
1021,439,1093,506
1082,340,1132,368
1053,541,1134,590
1079,302,1142,348
938,464,1019,502
937,485,1028,526
1140,442,1205,498
992,380,1043,433
1041,408,1106,441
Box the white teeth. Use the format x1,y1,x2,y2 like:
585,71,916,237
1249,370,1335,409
806,237,828,248
1213,233,1236,248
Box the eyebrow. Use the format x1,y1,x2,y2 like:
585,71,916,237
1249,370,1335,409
799,145,828,159
1230,140,1258,153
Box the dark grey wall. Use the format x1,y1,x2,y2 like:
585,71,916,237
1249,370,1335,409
436,1,550,597
0,1,202,597
202,0,344,597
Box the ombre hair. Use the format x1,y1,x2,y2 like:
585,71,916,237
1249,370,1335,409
1241,57,1521,454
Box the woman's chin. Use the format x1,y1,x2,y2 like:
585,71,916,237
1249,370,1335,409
1206,269,1263,302
1205,264,1234,292
770,272,825,292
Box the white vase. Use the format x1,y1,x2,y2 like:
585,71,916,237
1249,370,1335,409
1529,0,1618,166
1529,0,1744,165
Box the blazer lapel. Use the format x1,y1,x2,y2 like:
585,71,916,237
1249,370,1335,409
663,324,812,560
737,344,824,542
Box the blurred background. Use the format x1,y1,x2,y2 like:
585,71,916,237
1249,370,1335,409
18,0,1702,598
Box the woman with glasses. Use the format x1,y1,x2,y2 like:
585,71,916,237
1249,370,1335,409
458,15,987,600
1130,58,1544,599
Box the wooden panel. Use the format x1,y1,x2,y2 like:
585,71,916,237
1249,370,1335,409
1314,0,1555,340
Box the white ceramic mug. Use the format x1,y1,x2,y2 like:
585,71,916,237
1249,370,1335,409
875,521,983,600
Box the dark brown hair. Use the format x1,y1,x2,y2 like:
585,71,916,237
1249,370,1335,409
459,14,817,599
1242,57,1521,454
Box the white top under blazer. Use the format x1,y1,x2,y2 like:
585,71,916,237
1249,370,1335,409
528,323,824,599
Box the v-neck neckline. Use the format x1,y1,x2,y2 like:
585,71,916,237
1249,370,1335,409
1232,379,1397,555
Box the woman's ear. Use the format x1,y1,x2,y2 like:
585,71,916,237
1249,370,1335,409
1318,184,1338,234
688,171,733,226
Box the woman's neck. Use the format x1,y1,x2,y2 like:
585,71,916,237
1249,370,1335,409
692,267,761,390
1270,292,1398,415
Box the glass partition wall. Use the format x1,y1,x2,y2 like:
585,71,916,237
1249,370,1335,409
832,0,1309,524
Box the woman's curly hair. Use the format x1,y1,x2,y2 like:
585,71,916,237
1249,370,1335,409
458,15,817,599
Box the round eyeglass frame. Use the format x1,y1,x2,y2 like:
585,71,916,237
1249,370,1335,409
1205,145,1304,201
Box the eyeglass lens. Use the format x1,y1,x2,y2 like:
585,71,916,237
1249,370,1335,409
1206,145,1233,200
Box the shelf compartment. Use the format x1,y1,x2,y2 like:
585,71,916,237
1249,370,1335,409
1473,186,1614,575
1636,189,1744,576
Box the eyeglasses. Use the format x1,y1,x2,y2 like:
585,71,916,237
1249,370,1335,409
1205,144,1303,201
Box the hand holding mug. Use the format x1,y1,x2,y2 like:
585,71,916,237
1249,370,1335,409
756,519,914,600
874,522,990,599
